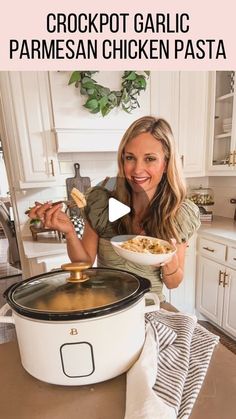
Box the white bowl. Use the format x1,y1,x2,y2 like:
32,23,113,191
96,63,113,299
110,235,176,266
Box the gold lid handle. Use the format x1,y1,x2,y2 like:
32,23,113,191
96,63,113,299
61,262,91,282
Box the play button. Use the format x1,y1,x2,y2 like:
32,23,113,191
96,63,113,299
108,198,131,222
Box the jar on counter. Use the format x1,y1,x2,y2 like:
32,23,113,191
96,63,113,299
188,186,214,206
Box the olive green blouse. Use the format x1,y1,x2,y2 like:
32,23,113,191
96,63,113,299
83,186,200,302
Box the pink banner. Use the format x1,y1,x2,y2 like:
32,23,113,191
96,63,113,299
1,0,235,70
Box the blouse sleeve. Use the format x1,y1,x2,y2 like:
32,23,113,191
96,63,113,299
174,199,201,243
82,186,110,236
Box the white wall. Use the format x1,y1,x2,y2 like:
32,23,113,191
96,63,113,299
186,176,236,219
209,177,236,218
58,151,117,186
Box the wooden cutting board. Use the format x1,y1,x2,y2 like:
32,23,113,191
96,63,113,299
66,163,91,216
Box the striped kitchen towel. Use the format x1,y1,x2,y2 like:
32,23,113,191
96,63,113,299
125,309,219,419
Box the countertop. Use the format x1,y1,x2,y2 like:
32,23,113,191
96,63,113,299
0,303,235,419
198,216,236,244
22,235,67,259
22,216,236,260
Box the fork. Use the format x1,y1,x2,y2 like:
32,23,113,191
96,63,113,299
25,200,77,215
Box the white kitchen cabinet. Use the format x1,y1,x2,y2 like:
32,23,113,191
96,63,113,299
0,72,59,189
151,71,208,177
196,257,224,324
150,72,180,142
178,72,208,177
222,267,236,337
25,253,70,278
21,237,69,278
206,71,236,175
163,235,197,314
196,236,236,338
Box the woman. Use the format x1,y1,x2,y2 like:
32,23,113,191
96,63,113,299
29,116,200,302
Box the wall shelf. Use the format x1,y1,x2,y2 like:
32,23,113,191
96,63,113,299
216,92,234,102
215,132,232,139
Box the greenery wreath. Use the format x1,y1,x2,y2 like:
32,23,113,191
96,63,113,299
68,71,150,117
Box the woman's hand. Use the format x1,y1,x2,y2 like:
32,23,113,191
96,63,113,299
28,202,75,236
153,238,177,267
160,240,188,289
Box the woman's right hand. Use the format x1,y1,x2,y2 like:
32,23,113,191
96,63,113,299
28,202,75,236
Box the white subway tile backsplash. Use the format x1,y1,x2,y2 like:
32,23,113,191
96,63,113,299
209,177,236,218
59,161,75,174
57,152,117,179
214,202,235,219
185,176,236,219
79,153,116,162
57,153,73,161
186,178,209,211
186,177,209,191
209,176,236,188
211,193,236,217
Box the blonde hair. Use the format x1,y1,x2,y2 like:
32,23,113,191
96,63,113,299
114,116,186,241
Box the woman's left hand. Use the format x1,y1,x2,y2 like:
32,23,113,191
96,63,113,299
153,238,177,267
159,240,188,289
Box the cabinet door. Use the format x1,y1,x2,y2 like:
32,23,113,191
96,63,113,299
206,71,236,175
150,71,179,143
0,72,58,188
178,72,208,177
26,253,70,278
169,235,196,314
196,257,224,325
222,267,236,338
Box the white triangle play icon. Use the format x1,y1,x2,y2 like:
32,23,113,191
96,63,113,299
108,198,130,222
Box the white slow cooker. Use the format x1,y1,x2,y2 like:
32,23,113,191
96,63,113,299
0,262,159,386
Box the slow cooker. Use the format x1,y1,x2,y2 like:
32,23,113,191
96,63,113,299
0,262,159,385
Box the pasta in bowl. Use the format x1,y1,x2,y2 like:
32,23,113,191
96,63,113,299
110,235,176,266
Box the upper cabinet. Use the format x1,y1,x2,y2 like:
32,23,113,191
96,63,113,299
150,72,180,141
151,71,209,177
0,72,59,189
178,72,208,177
207,71,236,175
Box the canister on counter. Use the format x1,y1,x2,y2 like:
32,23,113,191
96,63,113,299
188,186,214,222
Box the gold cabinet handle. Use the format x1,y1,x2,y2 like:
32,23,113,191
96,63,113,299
219,270,224,285
203,246,215,253
223,272,229,287
228,152,234,167
50,159,55,177
233,150,236,167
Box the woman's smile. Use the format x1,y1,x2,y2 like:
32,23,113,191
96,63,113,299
131,175,151,185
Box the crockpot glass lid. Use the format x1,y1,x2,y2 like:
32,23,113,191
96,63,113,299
11,268,140,313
